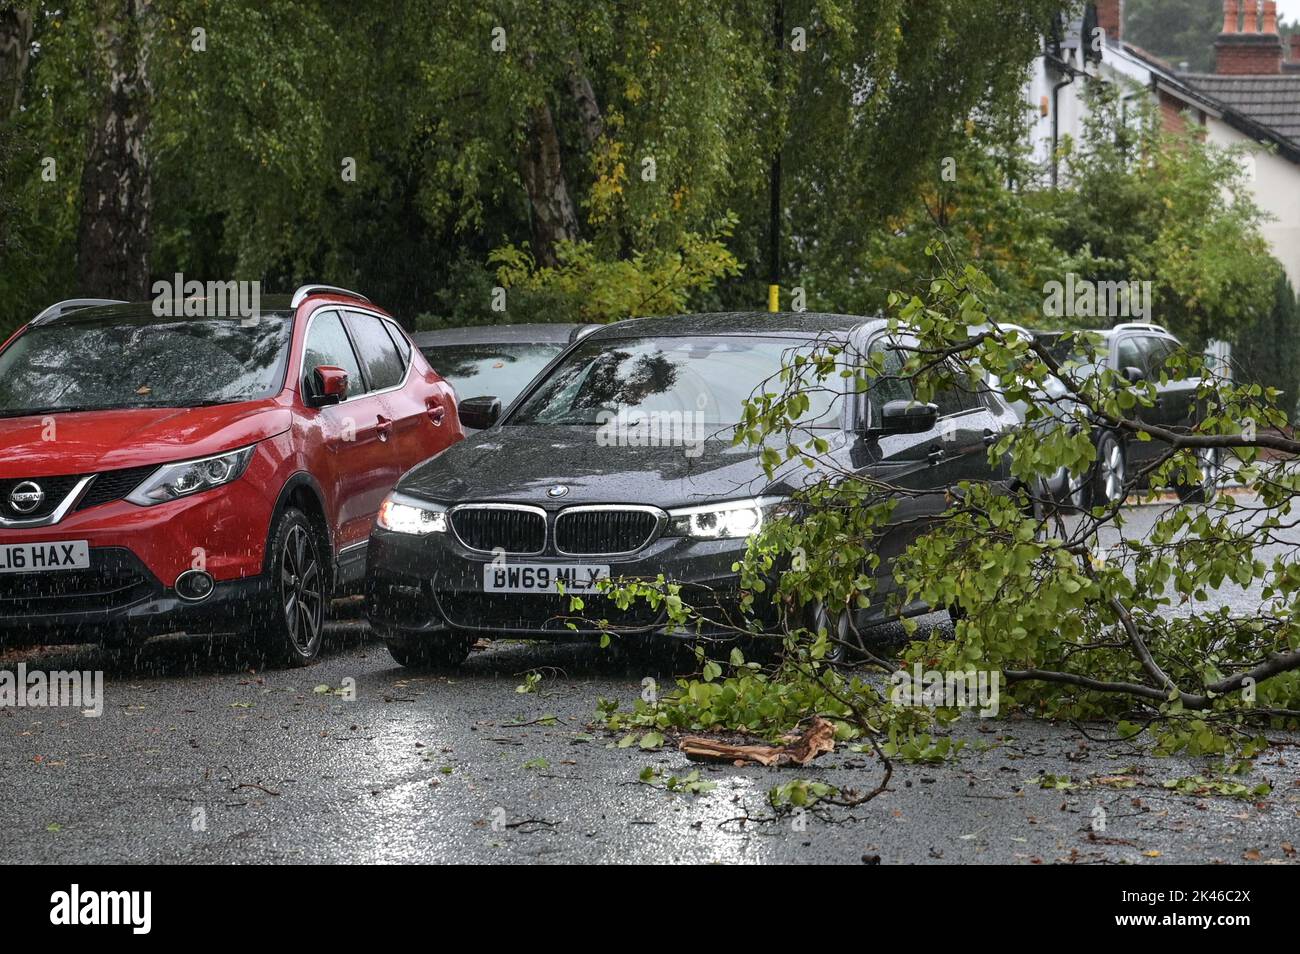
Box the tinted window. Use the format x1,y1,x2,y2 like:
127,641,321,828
302,311,363,399
1115,336,1146,374
0,313,293,416
382,319,411,365
866,340,914,427
421,342,565,404
871,339,970,420
933,366,975,417
1144,337,1178,376
510,335,840,427
346,311,405,392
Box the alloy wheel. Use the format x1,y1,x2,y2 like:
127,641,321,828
1198,446,1220,500
810,600,854,663
281,524,323,654
1100,438,1126,505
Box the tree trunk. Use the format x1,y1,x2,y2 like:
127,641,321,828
520,98,578,269
76,0,154,299
565,53,604,150
0,5,33,121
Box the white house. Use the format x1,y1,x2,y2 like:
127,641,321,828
1026,0,1300,289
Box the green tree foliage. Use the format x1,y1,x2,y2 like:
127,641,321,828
1051,82,1277,344
0,0,1069,337
1233,272,1300,415
792,79,1279,342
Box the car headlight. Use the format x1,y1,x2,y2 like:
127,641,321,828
665,496,788,539
377,492,448,535
126,446,255,506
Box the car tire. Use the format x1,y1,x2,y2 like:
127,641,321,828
1177,446,1220,504
805,598,856,664
1090,432,1127,508
1066,469,1091,512
384,632,473,669
256,507,328,667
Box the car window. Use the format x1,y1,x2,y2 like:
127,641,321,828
1115,336,1145,375
302,310,364,399
382,319,412,366
509,335,841,428
874,338,971,420
1144,337,1179,377
865,339,914,428
933,365,975,417
420,342,566,404
345,311,406,392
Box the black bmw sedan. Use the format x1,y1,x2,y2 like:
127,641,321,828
364,313,1019,667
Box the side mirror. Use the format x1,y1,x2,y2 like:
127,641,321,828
309,366,349,407
458,395,501,430
879,400,939,434
1121,366,1146,384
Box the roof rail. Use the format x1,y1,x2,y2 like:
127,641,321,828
1112,322,1167,334
290,284,370,308
31,298,127,326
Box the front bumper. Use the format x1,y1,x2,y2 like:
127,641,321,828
365,526,771,641
0,450,281,585
0,546,272,643
0,455,283,643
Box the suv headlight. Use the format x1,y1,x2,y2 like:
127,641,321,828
126,446,255,506
665,496,788,539
377,492,448,535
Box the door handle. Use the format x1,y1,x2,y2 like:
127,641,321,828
429,404,446,426
982,429,999,447
376,416,393,442
927,448,945,464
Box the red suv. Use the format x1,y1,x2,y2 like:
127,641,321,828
0,285,461,664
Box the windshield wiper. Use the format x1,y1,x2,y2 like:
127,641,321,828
0,404,112,418
0,399,242,418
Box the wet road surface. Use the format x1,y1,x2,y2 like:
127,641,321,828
2,500,1297,864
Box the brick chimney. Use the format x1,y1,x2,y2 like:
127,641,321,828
1216,0,1284,74
1095,0,1124,43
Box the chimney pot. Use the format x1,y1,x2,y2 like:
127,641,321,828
1223,0,1239,34
1243,0,1258,32
1263,0,1278,33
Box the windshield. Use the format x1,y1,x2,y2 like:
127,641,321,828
509,335,842,428
1040,331,1105,371
421,342,564,404
0,313,293,416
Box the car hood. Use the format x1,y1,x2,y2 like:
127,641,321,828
0,402,291,478
397,425,833,509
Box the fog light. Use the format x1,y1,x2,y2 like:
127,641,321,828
175,569,215,602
